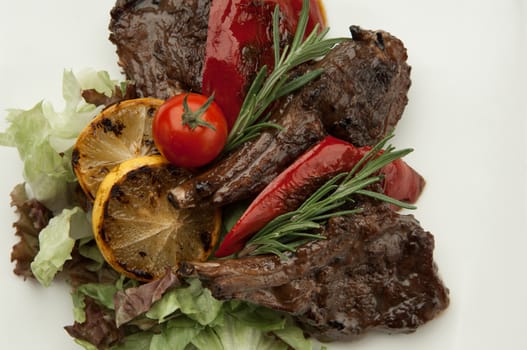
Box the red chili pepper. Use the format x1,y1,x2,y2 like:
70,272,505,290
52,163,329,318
201,0,326,129
214,135,425,257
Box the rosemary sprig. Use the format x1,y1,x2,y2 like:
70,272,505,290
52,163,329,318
240,134,417,259
224,0,345,152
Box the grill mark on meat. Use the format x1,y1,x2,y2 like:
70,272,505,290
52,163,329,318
169,27,411,209
178,202,449,341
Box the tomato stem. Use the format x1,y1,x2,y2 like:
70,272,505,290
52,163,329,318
181,93,217,131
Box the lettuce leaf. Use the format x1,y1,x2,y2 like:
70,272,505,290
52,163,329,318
111,333,153,350
9,183,53,279
114,271,180,327
0,69,118,211
30,206,88,286
212,303,314,350
146,278,223,325
274,319,316,350
150,318,203,350
191,313,289,350
73,282,120,323
66,297,124,349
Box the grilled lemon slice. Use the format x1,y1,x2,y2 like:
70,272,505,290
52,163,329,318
72,98,164,200
92,155,221,281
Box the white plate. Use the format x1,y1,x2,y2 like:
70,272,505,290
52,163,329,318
1,1,526,349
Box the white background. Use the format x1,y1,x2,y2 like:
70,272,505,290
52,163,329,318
1,0,526,349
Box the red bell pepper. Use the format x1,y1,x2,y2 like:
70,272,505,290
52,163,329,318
214,135,425,257
276,0,326,38
201,0,326,129
380,154,425,205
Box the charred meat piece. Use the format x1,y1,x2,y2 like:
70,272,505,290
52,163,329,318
179,202,449,341
109,0,211,98
169,27,411,209
314,26,411,146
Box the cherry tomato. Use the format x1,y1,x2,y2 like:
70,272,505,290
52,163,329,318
152,93,228,168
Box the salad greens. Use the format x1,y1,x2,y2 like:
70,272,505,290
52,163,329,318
0,69,115,212
0,69,117,286
1,69,325,349
31,206,85,287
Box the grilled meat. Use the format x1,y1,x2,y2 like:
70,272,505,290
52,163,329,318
178,202,449,341
317,26,411,147
168,27,411,209
109,0,211,98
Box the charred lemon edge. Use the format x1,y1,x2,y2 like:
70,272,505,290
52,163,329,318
91,155,222,281
72,97,165,201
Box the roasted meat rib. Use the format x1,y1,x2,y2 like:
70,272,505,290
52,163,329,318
168,27,411,209
179,202,449,341
168,94,326,208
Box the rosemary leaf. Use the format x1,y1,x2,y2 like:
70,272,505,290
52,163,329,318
355,190,417,210
276,68,324,99
291,0,310,51
298,174,346,209
272,6,280,65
